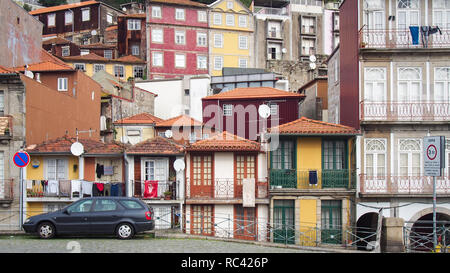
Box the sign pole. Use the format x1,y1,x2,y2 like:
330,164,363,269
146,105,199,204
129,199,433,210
433,175,437,251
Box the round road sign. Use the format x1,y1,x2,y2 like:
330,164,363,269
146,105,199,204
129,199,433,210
426,144,437,161
13,151,30,168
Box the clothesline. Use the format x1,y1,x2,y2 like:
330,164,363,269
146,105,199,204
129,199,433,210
26,180,125,198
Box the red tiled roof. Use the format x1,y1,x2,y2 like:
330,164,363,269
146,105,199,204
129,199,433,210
114,55,146,64
25,135,124,155
40,49,70,66
270,117,359,135
120,13,146,18
61,53,108,63
156,115,203,127
105,25,118,31
202,87,305,101
126,136,184,155
113,113,164,125
0,65,15,74
187,131,260,152
30,0,99,15
13,61,74,72
79,43,116,49
42,37,72,45
148,0,207,8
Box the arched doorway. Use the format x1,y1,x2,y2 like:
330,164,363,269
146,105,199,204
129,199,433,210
356,212,379,251
410,213,450,252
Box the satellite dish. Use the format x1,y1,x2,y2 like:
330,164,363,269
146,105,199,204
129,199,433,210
309,62,317,70
309,55,317,63
91,30,97,36
281,48,287,54
70,142,84,156
258,104,271,119
173,159,185,172
165,130,173,138
24,70,34,79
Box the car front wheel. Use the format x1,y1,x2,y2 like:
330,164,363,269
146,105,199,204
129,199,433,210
116,223,134,239
37,222,56,239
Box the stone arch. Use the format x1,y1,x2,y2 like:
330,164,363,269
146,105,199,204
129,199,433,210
408,207,450,224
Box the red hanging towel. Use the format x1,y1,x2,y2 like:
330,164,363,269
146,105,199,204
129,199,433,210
144,180,158,198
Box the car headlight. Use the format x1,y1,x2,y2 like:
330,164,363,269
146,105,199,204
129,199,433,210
24,218,32,224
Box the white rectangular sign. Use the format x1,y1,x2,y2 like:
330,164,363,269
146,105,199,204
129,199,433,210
424,136,445,176
242,178,255,207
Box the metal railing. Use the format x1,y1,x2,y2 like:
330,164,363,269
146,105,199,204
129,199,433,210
186,178,269,200
133,180,180,201
359,27,450,49
0,179,14,201
270,169,356,190
360,101,450,122
404,220,450,253
360,175,450,195
254,6,290,16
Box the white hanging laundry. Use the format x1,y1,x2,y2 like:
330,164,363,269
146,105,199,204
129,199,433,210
47,180,59,196
81,181,93,197
71,180,82,198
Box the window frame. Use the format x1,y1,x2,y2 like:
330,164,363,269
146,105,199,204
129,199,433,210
114,65,125,78
57,78,68,91
152,6,162,18
175,8,185,21
81,8,90,22
223,104,233,116
152,51,163,67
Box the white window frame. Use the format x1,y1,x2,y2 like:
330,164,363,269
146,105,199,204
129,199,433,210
47,13,55,27
80,49,89,56
114,65,125,78
214,33,223,48
213,13,222,25
133,66,144,79
74,63,86,72
131,45,140,56
128,19,141,31
226,14,235,26
238,58,248,68
175,53,186,68
82,8,90,22
151,28,164,43
175,30,186,45
197,55,207,70
214,56,223,71
223,104,233,116
197,32,207,47
0,91,4,113
398,138,422,176
65,11,73,25
270,104,278,115
227,1,234,9
61,46,70,57
397,67,422,102
57,78,68,91
94,64,105,73
141,158,168,182
364,67,387,102
434,67,450,101
104,50,113,59
364,138,387,177
239,36,248,49
198,10,207,22
45,158,68,180
175,8,185,21
152,51,163,67
152,6,162,18
106,13,113,24
238,15,247,27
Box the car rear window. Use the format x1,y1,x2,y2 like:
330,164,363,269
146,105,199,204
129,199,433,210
119,200,145,209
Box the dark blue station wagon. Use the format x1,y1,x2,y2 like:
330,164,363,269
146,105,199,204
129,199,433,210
23,197,155,239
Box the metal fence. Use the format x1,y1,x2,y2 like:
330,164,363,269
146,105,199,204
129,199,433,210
404,221,450,253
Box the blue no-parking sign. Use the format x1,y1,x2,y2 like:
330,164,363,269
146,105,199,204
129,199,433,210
13,151,30,168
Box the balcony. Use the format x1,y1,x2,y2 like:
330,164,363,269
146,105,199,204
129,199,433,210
133,180,181,201
186,178,269,201
270,169,356,190
0,179,14,202
359,27,450,50
254,6,290,17
0,116,12,139
267,30,282,39
360,175,450,196
360,101,450,123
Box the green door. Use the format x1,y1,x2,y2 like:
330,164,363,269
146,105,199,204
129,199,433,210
322,140,349,188
273,200,295,244
270,140,296,188
321,200,342,244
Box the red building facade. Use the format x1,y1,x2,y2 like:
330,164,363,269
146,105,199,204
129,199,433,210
146,0,209,79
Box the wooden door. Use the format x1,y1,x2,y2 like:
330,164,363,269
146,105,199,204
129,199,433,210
234,154,256,198
234,205,257,241
190,154,213,198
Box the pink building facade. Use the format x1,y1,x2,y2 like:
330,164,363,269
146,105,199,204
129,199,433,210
146,0,209,79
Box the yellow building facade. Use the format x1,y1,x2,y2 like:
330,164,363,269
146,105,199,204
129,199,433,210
208,0,254,76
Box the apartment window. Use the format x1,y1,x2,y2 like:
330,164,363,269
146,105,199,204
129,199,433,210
271,140,295,170
80,49,89,56
223,104,233,116
238,58,247,68
235,155,256,186
65,11,73,25
192,155,212,186
175,30,186,45
47,13,55,27
133,66,144,79
94,64,105,73
128,19,141,30
323,140,346,170
82,8,90,22
175,54,186,68
213,13,222,25
152,52,163,66
365,139,387,177
175,8,185,21
0,151,4,187
152,6,161,18
434,67,450,101
214,56,223,71
398,67,421,101
104,50,113,59
268,43,281,60
238,36,248,49
226,14,234,26
227,1,234,9
46,158,68,180
238,15,247,27
131,45,140,56
301,38,315,55
106,13,113,24
57,78,68,91
198,10,207,22
197,32,207,47
321,200,342,244
214,33,223,48
397,0,419,30
197,55,207,70
0,91,4,113
268,21,281,38
127,129,142,145
74,63,86,71
151,28,163,43
433,0,450,29
364,68,386,102
270,104,278,115
114,65,125,78
61,46,70,57
399,138,421,176
302,16,315,34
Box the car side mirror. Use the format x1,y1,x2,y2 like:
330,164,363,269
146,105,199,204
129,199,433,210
64,209,71,215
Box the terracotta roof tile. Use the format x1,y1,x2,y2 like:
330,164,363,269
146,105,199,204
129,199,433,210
126,136,184,155
156,115,203,127
148,0,207,8
113,113,164,125
61,53,108,62
30,1,99,15
120,13,146,18
13,61,74,72
42,37,72,45
79,43,116,49
25,135,124,155
114,55,146,64
40,49,70,66
202,87,305,100
0,65,15,74
270,117,359,135
187,131,260,152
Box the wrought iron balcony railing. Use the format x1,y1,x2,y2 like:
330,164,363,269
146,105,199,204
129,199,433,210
0,179,14,201
133,180,180,201
360,101,450,122
360,174,450,195
270,169,356,190
186,178,269,200
359,27,450,49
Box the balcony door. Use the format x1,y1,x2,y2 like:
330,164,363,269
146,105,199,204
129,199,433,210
362,0,385,47
322,140,348,188
234,205,257,241
235,154,256,198
270,140,296,188
140,158,168,197
273,199,295,244
397,0,420,46
363,67,387,120
398,139,422,193
433,67,450,120
190,154,213,198
364,139,387,193
397,67,422,119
